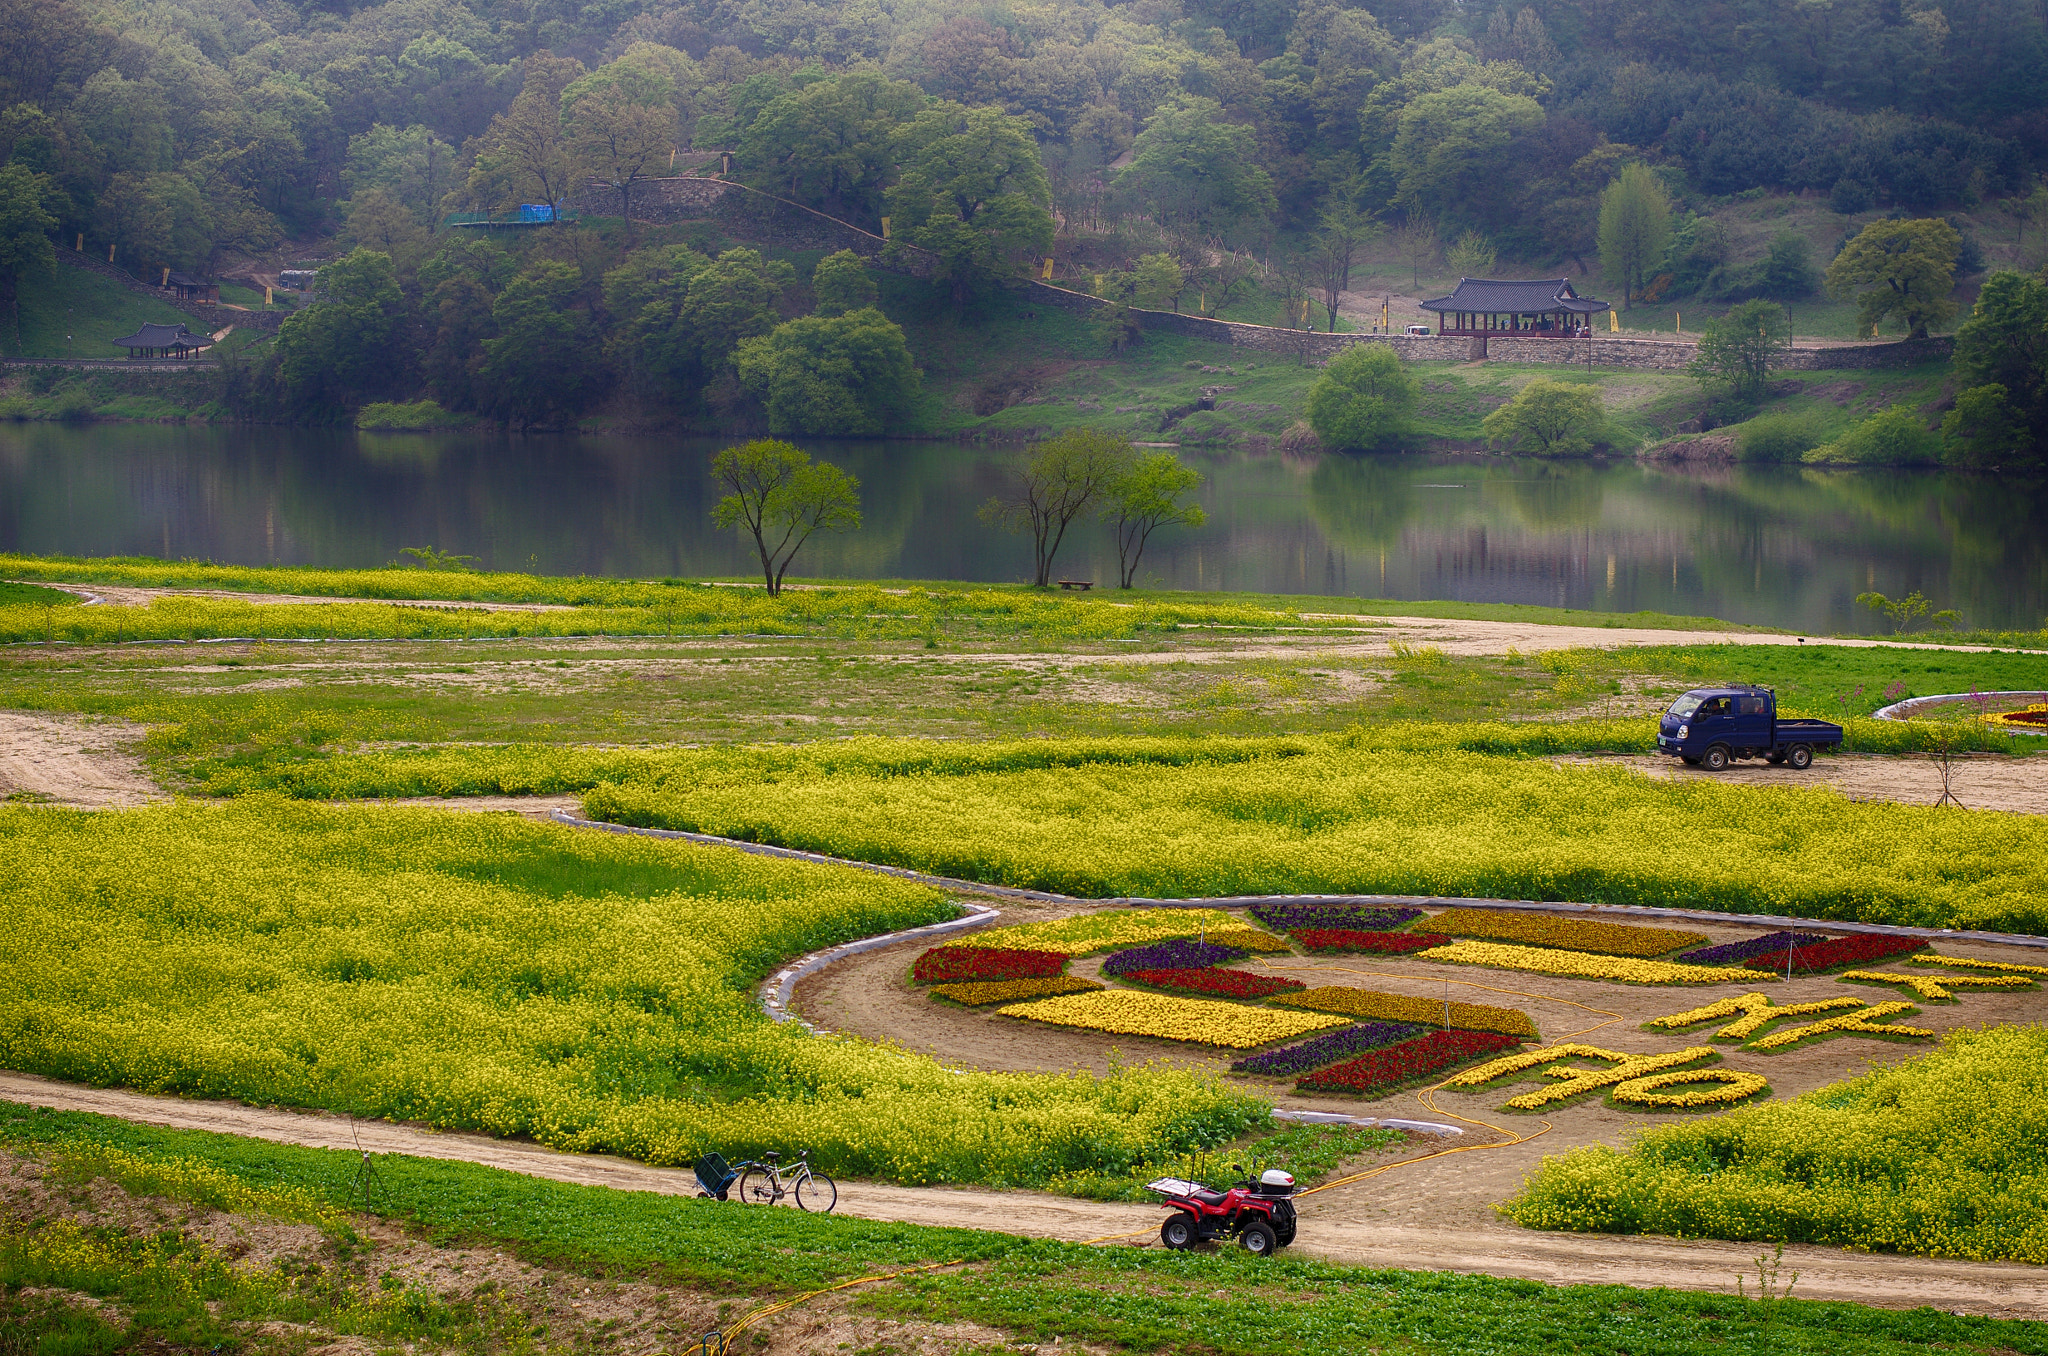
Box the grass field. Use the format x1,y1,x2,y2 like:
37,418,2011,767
0,800,1263,1186
8,1100,2046,1356
6,263,195,360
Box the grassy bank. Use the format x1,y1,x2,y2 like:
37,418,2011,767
7,1101,2044,1355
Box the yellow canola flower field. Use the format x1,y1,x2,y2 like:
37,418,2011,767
1838,969,2034,1001
1419,941,1746,986
1646,993,1863,1040
954,909,1240,956
1427,908,1706,957
930,977,1102,1005
0,801,1266,1187
1506,1025,2048,1263
1274,986,1539,1037
998,989,1347,1049
584,741,2048,933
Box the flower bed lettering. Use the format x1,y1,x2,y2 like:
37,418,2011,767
913,947,1068,984
1445,1043,1721,1111
1743,934,1927,974
1675,932,1830,965
1101,939,1249,975
1428,908,1707,958
1229,1020,1429,1077
1121,967,1306,999
1420,940,1741,985
1839,969,2035,1002
1910,953,2048,978
1745,1000,1935,1051
930,976,1103,1006
997,988,1347,1049
1294,1030,1523,1097
1611,1068,1771,1110
1249,902,1424,932
1293,929,1451,955
1274,985,1538,1038
1645,992,1863,1040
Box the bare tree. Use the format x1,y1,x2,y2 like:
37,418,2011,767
1313,205,1381,331
1394,217,1439,290
979,429,1133,586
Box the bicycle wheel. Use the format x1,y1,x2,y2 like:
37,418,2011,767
796,1170,837,1213
735,1167,779,1206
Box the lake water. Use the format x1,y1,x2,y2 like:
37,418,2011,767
2,424,2041,634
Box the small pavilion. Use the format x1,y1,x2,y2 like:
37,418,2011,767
1420,278,1607,337
112,322,209,359
164,271,219,303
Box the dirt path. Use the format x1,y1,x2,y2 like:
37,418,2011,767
5,1069,2043,1317
0,712,161,807
1556,751,2048,814
20,582,573,612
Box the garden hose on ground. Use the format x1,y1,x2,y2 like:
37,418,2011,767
678,1258,967,1356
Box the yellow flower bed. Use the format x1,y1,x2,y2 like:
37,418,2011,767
1910,953,2048,978
1428,908,1707,957
1204,927,1294,953
997,988,1347,1049
1646,992,1864,1040
1273,985,1539,1037
1611,1068,1771,1109
1419,940,1744,986
1746,1001,1935,1051
929,976,1104,1006
1839,969,2035,1002
1445,1042,1721,1111
953,908,1240,956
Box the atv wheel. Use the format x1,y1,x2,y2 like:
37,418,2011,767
1276,1218,1296,1247
1239,1221,1277,1257
1160,1216,1196,1251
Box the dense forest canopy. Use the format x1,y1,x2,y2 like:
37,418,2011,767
4,0,2043,271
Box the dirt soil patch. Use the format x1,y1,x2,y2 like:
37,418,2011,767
0,711,161,807
1555,751,2048,815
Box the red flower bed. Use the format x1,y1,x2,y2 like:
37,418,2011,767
1292,930,1451,955
912,947,1068,983
1743,934,1926,975
1122,968,1307,999
1295,1029,1521,1096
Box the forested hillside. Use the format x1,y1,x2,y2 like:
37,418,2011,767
2,0,2047,454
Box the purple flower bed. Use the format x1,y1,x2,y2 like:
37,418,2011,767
1247,903,1425,932
1101,939,1249,975
1230,1020,1429,1077
1676,931,1831,965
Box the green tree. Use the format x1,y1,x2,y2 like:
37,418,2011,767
733,307,921,436
1131,253,1183,311
275,248,407,413
1760,231,1818,298
1596,163,1672,308
1393,217,1439,290
709,440,862,596
467,54,585,214
0,160,55,319
737,71,925,226
1480,378,1607,455
560,58,679,224
978,428,1132,587
338,187,428,271
1313,204,1381,331
344,124,456,225
1444,228,1498,277
1688,299,1792,404
1305,344,1419,451
1946,269,2048,465
478,262,602,428
810,249,877,316
96,171,210,271
1119,96,1276,243
1103,451,1206,588
1824,218,1961,338
601,242,710,390
1386,84,1544,224
681,247,796,377
886,104,1054,306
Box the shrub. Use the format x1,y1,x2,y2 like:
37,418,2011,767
1480,379,1606,456
1805,406,1942,465
356,399,471,430
1735,411,1824,462
1304,345,1417,451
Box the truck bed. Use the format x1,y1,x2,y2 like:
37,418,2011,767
1775,718,1844,744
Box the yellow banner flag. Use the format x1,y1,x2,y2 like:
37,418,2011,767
1609,310,1618,332
1042,257,1054,279
880,216,891,239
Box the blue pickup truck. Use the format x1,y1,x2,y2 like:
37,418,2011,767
1655,686,1844,771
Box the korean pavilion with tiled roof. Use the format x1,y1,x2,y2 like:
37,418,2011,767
1419,278,1609,337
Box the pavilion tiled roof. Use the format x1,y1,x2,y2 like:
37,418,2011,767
113,322,205,349
1420,278,1608,313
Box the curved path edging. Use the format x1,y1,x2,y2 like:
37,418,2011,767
1873,690,2048,734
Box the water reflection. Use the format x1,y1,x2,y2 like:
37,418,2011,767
0,423,2040,634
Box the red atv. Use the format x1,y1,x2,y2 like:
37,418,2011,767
1148,1166,1298,1256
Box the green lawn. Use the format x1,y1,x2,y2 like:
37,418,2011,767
9,262,198,360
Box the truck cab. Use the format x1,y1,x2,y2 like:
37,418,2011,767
1656,686,1844,772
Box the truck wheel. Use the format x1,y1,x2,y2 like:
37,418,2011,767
1160,1216,1196,1250
1702,745,1731,772
1680,755,1701,766
1239,1221,1277,1257
1766,752,1785,765
1786,744,1813,770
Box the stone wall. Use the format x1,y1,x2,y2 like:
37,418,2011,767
56,249,286,335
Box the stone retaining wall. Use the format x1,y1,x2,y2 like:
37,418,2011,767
56,249,286,335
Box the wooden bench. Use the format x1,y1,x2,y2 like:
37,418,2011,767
1057,579,1094,591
